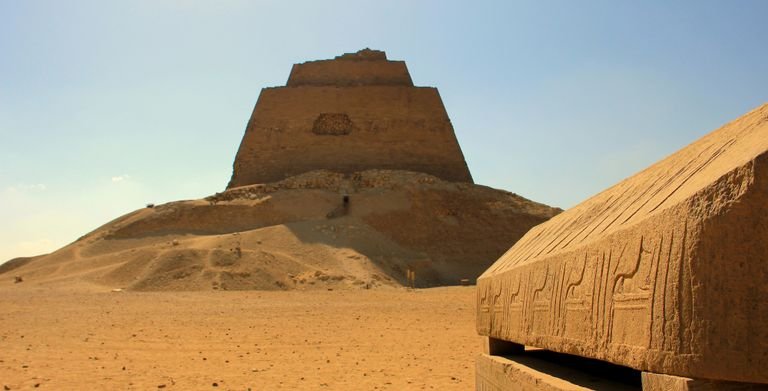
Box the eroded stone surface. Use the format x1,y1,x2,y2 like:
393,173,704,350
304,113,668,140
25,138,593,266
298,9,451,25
228,49,473,188
476,353,638,391
641,372,768,391
287,48,411,87
477,104,768,384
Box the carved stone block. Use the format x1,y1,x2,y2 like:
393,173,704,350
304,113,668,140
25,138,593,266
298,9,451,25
477,104,768,384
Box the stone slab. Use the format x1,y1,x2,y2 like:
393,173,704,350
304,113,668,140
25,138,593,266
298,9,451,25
641,372,768,391
477,104,768,383
476,352,639,391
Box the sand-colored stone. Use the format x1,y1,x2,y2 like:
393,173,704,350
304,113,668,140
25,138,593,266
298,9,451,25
228,49,473,188
287,48,413,87
476,352,637,391
477,104,768,384
641,373,768,391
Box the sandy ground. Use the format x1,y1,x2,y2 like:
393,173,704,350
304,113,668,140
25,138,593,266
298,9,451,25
0,284,479,390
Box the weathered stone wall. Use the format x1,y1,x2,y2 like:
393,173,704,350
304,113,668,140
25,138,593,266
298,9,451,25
229,65,473,188
286,48,413,87
477,104,768,383
228,50,472,188
287,59,413,87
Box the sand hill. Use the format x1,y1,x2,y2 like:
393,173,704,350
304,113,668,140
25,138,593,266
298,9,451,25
3,170,558,291
1,50,560,291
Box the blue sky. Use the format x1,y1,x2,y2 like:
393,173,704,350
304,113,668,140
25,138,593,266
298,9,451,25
1,0,766,262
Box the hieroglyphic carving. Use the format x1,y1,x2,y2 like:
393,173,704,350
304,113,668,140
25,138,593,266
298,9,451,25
478,103,768,383
528,264,554,336
500,272,524,338
608,235,654,347
560,253,589,341
479,222,694,351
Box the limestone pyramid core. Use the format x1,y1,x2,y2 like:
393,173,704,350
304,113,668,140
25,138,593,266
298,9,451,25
228,48,474,188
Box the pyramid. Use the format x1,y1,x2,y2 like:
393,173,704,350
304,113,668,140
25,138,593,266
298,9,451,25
477,104,768,385
1,50,560,292
228,48,473,188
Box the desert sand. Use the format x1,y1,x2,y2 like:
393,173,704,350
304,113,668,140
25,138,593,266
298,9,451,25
0,282,478,390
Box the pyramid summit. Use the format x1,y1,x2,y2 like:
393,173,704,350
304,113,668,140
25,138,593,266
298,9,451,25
228,48,473,188
287,48,413,87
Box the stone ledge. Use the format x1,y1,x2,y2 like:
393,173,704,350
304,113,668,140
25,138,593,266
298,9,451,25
476,350,639,391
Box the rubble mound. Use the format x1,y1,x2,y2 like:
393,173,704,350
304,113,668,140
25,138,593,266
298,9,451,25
6,170,559,291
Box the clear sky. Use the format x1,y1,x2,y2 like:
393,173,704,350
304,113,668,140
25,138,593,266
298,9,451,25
1,0,767,263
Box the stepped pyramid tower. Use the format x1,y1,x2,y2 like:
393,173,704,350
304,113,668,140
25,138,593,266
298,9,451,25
228,48,473,188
